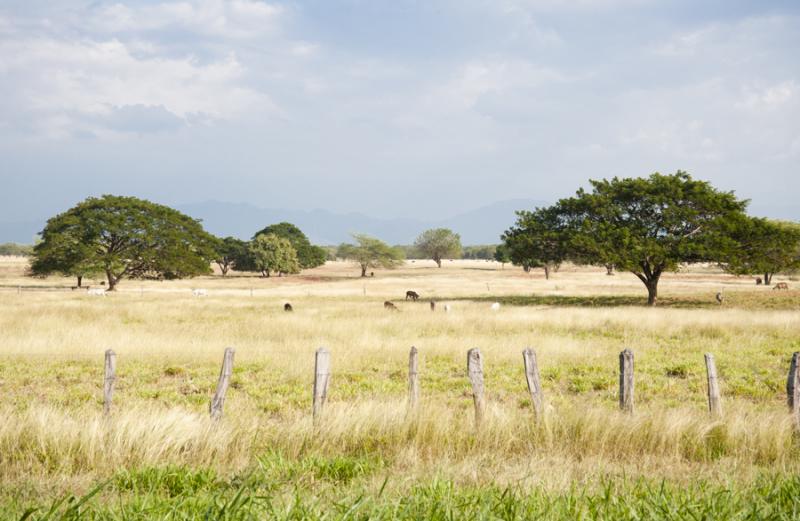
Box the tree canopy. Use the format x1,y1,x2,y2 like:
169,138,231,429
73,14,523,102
501,207,567,279
211,236,249,276
337,234,404,277
716,216,800,285
30,195,216,289
249,234,300,277
414,228,462,267
253,222,327,269
505,172,750,305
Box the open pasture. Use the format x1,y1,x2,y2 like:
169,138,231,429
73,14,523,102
1,257,800,518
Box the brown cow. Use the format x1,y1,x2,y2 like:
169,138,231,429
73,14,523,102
406,290,420,301
774,282,789,290
284,302,293,312
384,301,398,311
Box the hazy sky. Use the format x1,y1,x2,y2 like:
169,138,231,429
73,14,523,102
1,0,798,221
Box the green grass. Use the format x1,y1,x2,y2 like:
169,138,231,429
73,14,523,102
8,465,800,520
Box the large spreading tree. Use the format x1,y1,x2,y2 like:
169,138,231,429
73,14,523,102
414,228,462,267
337,234,404,277
253,222,327,269
30,195,216,290
211,236,249,276
507,172,750,306
501,207,568,279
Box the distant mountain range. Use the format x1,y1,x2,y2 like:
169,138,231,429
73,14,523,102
0,199,549,245
175,199,548,245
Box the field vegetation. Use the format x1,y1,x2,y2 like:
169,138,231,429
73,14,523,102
1,256,799,518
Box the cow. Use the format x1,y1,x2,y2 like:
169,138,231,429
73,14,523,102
384,301,398,311
406,290,420,301
284,302,293,312
774,282,789,290
430,300,436,311
490,302,501,311
443,304,451,313
755,277,763,285
192,288,208,297
87,288,106,297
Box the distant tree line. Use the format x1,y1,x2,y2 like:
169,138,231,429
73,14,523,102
0,243,33,256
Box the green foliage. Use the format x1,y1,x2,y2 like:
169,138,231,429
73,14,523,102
29,195,215,289
0,243,33,256
253,222,327,269
502,206,568,279
414,228,462,267
716,216,800,282
211,236,249,276
463,245,497,260
493,244,511,265
337,234,405,276
248,234,300,277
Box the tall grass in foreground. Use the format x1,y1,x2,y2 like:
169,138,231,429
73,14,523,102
2,400,796,485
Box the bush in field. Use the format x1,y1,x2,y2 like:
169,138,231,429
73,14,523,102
337,234,404,277
30,195,216,290
248,234,300,277
414,228,462,267
253,222,327,269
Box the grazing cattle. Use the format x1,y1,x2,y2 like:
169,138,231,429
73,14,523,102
192,288,208,297
384,301,398,311
715,292,724,305
284,302,293,312
755,277,762,285
443,304,451,313
490,302,501,311
430,300,436,311
406,290,420,301
774,282,789,290
87,288,106,297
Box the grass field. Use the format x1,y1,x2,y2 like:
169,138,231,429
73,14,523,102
1,256,799,519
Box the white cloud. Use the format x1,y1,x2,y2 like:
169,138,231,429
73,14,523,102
0,36,275,138
737,81,796,112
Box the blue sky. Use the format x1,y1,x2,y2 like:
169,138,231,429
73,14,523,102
0,0,798,222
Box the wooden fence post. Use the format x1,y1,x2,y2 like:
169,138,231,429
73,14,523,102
467,348,485,428
313,347,331,424
619,349,634,413
408,346,420,411
704,353,722,418
209,347,235,420
522,348,544,419
103,349,116,416
787,352,800,430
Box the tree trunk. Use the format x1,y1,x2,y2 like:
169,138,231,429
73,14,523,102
221,264,229,277
765,273,772,285
543,265,550,280
361,264,367,277
105,270,118,291
646,279,658,306
435,257,442,268
77,275,83,287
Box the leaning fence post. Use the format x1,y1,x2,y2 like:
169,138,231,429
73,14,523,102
704,353,722,418
522,348,544,419
103,349,116,416
408,346,420,412
467,348,485,428
313,348,331,425
619,349,634,413
209,347,235,420
787,352,800,430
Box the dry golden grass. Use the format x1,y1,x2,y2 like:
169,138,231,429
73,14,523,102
1,256,799,507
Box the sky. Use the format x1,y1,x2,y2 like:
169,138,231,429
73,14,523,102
0,0,798,222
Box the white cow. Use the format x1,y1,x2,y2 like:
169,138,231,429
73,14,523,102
87,288,106,297
192,288,208,297
443,304,452,313
490,302,501,311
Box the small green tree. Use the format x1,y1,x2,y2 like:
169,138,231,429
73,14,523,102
554,171,749,305
337,234,404,277
30,195,216,290
501,207,567,279
248,234,300,277
253,222,327,269
717,216,800,285
493,243,511,269
414,228,462,267
211,236,249,276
